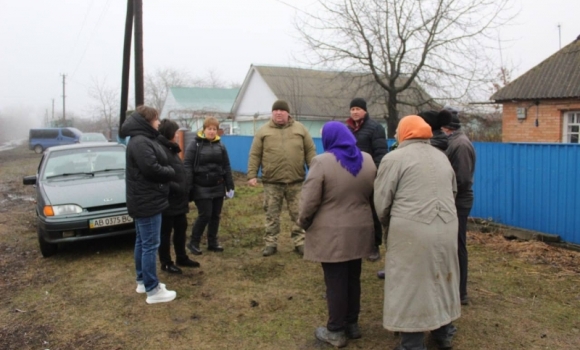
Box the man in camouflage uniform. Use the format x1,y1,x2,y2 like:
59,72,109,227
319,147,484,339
247,100,316,257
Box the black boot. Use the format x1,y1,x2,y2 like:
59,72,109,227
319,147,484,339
208,244,224,252
161,262,182,274
176,256,201,268
187,241,202,255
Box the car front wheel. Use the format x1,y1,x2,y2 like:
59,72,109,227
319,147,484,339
37,226,58,257
34,145,43,154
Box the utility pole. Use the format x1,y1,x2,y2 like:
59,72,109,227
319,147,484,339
120,0,134,127
52,99,55,119
134,0,144,107
61,74,67,121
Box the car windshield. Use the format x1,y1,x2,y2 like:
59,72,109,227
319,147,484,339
79,133,107,142
42,146,125,180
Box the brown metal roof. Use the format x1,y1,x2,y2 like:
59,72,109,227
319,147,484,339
491,37,580,101
250,65,436,119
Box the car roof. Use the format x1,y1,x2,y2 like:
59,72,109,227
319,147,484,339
45,142,125,153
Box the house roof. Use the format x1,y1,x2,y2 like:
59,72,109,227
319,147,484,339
235,65,436,119
169,87,240,113
491,37,580,102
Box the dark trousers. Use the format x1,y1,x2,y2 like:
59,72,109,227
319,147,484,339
370,196,382,247
191,197,224,247
321,259,362,332
398,323,457,350
458,214,468,300
159,213,188,265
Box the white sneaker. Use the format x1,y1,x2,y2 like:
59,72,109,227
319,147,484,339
136,282,165,294
146,284,176,304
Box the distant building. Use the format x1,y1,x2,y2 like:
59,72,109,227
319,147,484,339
160,87,240,133
491,36,580,143
231,65,436,136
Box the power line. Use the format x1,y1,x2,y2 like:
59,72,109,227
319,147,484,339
66,0,96,69
71,0,113,78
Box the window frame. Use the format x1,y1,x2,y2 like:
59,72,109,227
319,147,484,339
562,111,580,144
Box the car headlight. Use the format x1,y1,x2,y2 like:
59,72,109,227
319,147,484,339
43,205,83,216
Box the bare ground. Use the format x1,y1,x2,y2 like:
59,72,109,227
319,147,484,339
1,144,579,349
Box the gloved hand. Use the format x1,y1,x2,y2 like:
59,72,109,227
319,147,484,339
225,189,235,199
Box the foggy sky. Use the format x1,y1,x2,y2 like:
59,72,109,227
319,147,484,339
0,0,579,132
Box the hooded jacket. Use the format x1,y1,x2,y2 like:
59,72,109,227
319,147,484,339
247,117,316,184
346,113,388,167
183,131,234,200
120,113,175,218
157,135,189,216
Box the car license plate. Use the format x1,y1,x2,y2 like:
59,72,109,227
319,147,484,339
90,214,133,229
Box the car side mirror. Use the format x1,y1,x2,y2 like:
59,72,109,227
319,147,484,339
23,175,37,185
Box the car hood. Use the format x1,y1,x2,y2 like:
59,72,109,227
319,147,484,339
42,174,126,208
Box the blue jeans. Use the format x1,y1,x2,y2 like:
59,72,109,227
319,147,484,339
134,213,162,292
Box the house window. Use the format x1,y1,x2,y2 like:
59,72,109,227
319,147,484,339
563,111,580,143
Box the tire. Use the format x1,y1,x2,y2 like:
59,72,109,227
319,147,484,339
34,145,43,154
37,225,58,257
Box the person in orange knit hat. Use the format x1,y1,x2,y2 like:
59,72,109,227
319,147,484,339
374,115,461,350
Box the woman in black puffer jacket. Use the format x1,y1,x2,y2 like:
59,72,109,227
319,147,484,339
184,117,234,255
156,120,200,274
120,106,177,304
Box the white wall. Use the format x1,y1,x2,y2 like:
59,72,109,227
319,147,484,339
235,69,278,121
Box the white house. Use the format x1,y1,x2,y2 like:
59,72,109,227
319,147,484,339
230,65,436,136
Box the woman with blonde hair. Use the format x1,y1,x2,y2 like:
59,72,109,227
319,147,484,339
184,117,234,255
374,115,460,350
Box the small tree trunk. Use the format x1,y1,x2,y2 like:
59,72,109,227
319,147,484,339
386,92,399,139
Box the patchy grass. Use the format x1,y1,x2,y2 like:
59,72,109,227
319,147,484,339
1,144,579,349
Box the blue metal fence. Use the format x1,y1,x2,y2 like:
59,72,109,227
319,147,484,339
221,136,580,244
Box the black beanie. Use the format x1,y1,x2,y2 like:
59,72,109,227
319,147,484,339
418,110,453,130
272,100,290,113
349,98,367,111
443,106,461,129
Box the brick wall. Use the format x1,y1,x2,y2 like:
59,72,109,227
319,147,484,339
501,99,580,143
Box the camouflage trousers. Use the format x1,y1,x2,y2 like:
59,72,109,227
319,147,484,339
263,182,305,248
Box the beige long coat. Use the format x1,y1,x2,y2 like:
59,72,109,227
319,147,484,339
374,139,461,332
298,152,376,262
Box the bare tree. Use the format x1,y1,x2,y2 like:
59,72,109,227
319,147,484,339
297,0,514,137
145,68,203,112
89,77,119,133
145,67,233,113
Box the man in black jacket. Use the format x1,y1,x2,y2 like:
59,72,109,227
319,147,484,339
346,98,387,261
442,106,476,306
120,105,177,304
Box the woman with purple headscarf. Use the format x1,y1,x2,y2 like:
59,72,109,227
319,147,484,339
298,121,377,348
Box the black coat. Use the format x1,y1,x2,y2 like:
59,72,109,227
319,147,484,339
183,133,234,201
157,135,189,216
120,113,175,218
346,113,388,167
446,130,476,215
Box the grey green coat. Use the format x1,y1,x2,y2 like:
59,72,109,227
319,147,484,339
298,152,376,263
374,139,460,332
247,117,316,184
